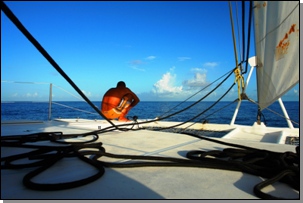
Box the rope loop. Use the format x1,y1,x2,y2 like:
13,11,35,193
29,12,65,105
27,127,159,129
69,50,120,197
1,131,299,199
234,67,245,100
185,146,300,199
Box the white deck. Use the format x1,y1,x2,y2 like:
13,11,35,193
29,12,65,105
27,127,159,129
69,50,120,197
1,119,299,199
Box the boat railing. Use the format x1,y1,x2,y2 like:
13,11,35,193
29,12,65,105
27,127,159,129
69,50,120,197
1,81,100,121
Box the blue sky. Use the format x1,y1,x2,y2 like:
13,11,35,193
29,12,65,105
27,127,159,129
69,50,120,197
1,1,299,102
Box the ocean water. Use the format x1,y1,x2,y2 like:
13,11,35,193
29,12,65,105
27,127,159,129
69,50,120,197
1,101,299,128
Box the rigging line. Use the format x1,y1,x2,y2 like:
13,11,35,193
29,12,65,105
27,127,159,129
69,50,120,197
82,67,239,135
52,84,83,101
52,102,99,116
158,67,236,118
181,99,238,131
117,68,242,133
247,99,299,126
229,1,239,70
1,81,50,85
152,82,236,131
58,65,247,135
0,1,117,129
155,67,236,122
234,1,243,63
156,67,236,119
243,1,253,74
230,1,244,100
241,0,245,64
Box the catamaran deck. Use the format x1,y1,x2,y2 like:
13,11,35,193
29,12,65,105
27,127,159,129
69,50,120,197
1,119,299,199
2,118,298,143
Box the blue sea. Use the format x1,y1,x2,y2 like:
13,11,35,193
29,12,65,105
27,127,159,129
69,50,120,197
1,101,299,128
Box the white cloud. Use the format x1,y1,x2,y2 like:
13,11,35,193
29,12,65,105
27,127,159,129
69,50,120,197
128,56,155,71
130,66,146,71
147,65,226,101
146,56,156,60
183,72,208,88
25,92,38,98
128,59,146,71
152,72,183,95
190,68,207,72
82,90,92,97
178,57,191,61
203,62,218,68
130,60,143,65
183,68,209,89
151,66,211,100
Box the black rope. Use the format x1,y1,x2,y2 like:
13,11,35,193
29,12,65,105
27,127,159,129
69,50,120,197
87,68,237,134
157,67,237,118
241,0,245,68
151,82,236,130
156,68,235,121
95,93,238,135
1,131,299,199
22,145,105,191
254,170,298,199
243,1,253,74
0,131,99,145
0,1,117,128
100,67,238,133
147,99,238,135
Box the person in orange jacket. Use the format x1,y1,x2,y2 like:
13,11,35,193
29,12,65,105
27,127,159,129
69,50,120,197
101,81,140,122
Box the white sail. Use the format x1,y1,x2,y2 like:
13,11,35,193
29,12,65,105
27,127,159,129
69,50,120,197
253,1,299,110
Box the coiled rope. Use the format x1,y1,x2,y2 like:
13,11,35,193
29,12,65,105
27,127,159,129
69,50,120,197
1,131,299,199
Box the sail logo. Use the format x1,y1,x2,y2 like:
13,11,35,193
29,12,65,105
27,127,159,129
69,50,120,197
275,24,299,60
